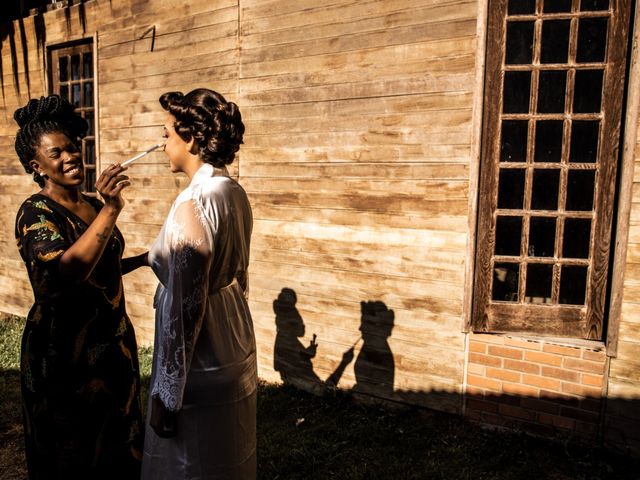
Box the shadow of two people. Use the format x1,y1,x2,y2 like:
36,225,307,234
273,288,395,397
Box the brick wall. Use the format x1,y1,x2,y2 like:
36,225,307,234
464,333,608,440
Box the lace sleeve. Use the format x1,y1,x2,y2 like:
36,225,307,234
151,198,213,411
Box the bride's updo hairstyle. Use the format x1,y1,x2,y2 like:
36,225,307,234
14,94,88,187
159,88,245,168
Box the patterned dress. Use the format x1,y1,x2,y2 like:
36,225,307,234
15,193,144,480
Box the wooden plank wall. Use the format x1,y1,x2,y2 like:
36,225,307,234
240,0,477,411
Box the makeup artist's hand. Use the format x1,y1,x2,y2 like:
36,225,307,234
96,163,130,211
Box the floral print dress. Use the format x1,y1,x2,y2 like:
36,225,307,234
15,193,144,480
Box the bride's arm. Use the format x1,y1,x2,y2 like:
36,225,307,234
121,251,149,275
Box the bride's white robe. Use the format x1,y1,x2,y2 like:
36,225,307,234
142,163,257,480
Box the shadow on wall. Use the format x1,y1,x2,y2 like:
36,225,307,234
271,287,640,457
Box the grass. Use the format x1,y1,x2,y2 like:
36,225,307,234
1,315,639,479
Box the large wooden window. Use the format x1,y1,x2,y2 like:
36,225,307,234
473,0,631,340
49,41,96,193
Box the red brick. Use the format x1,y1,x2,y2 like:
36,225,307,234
542,344,582,357
466,398,498,414
471,334,505,346
465,385,488,397
582,349,606,362
524,350,563,366
488,345,523,360
563,357,605,374
467,363,485,375
561,382,603,398
502,382,539,397
504,359,540,374
539,390,581,407
467,374,501,391
523,374,562,391
468,352,502,367
499,404,537,421
581,373,604,388
505,337,542,351
538,413,576,430
541,366,581,383
521,397,560,415
580,398,602,413
574,420,598,439
486,367,521,383
469,341,486,353
559,406,599,423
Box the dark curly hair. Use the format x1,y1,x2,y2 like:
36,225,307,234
159,88,245,168
14,94,88,187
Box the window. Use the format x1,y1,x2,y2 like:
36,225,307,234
473,0,631,340
49,41,96,193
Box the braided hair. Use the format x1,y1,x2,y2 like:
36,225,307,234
159,88,245,168
14,95,88,187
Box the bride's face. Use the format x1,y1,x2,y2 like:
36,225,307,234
162,114,189,173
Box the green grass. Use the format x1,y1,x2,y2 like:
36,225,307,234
1,316,639,479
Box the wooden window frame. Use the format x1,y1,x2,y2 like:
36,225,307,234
471,0,632,341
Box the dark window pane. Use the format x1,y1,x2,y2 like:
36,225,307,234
541,20,571,64
570,121,599,163
538,70,567,113
83,82,94,107
498,169,526,209
531,169,560,210
581,0,609,11
495,216,523,256
501,120,528,162
83,52,93,78
563,218,591,258
535,120,564,163
492,262,520,302
577,18,608,63
544,0,572,12
59,56,68,82
509,0,535,14
60,84,69,101
503,71,532,113
559,266,588,305
84,168,96,193
85,141,95,166
574,69,603,113
525,263,553,303
72,83,81,107
529,217,556,257
506,21,535,64
85,111,94,136
71,54,80,81
566,170,596,211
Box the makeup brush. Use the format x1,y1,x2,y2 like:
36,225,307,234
121,142,165,167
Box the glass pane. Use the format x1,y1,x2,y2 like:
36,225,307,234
495,216,522,256
83,82,94,107
570,121,599,163
85,111,94,136
531,169,560,210
525,263,553,303
544,0,572,13
501,120,528,162
72,83,81,107
498,169,526,209
574,69,603,113
71,54,80,81
503,71,532,113
559,266,588,305
529,217,556,257
60,84,69,101
83,52,93,78
535,120,563,163
541,20,571,64
84,168,96,193
563,218,591,258
509,0,535,15
59,56,68,82
581,0,609,11
84,141,95,166
538,70,567,113
577,18,608,63
506,21,535,64
566,170,596,211
492,262,520,302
